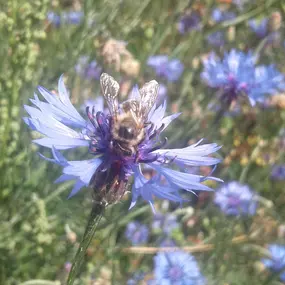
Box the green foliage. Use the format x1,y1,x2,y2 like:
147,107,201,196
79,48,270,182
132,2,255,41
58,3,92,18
0,0,285,284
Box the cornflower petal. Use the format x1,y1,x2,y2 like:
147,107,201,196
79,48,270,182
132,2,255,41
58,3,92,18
154,140,221,166
150,164,216,191
201,49,285,105
25,74,222,209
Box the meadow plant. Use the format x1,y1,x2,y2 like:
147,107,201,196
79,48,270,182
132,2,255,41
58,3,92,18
1,0,285,284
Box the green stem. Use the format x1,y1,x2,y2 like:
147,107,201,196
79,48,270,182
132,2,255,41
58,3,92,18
239,145,260,184
67,202,106,285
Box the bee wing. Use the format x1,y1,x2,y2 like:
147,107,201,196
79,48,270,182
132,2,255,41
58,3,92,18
100,73,120,115
139,80,159,119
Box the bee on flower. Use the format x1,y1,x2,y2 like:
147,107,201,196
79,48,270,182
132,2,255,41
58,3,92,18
24,73,222,211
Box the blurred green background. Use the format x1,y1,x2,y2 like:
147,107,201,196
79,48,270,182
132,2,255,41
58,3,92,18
0,0,285,284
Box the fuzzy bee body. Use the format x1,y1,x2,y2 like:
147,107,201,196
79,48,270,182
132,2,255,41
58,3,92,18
89,73,159,202
110,112,145,156
100,73,159,157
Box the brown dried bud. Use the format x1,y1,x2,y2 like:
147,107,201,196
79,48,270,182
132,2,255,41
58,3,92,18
101,39,131,71
268,11,282,32
120,57,140,77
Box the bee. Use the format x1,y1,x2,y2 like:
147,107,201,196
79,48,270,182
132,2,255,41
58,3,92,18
89,73,159,204
100,73,159,156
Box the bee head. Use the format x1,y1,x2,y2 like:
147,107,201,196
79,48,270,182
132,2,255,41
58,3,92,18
118,125,136,140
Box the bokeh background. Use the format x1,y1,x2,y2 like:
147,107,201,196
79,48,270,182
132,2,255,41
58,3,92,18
1,0,285,284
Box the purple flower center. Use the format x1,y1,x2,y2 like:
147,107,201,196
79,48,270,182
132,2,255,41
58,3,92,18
227,196,241,207
228,73,236,82
168,265,183,281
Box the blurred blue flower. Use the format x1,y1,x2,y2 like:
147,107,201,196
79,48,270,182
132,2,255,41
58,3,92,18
152,213,179,235
63,11,84,25
159,238,177,247
271,164,285,180
207,31,225,47
47,11,84,27
249,65,285,104
127,271,145,285
233,0,251,10
248,18,268,38
24,74,221,209
211,9,236,23
75,56,102,80
214,181,258,216
158,83,168,103
201,50,285,105
178,12,201,34
154,251,206,285
262,244,285,282
125,221,149,245
147,55,184,82
64,262,72,273
80,97,104,113
47,11,61,27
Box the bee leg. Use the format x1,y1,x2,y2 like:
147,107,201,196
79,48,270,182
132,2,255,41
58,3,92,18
148,137,168,153
117,142,132,156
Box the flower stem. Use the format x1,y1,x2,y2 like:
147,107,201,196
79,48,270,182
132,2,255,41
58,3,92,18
67,202,106,285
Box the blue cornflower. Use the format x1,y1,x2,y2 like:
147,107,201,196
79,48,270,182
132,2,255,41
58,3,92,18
178,12,202,34
214,181,258,216
206,31,225,47
80,97,104,113
62,11,84,25
147,55,184,82
152,213,179,235
47,11,61,27
154,251,206,285
125,221,149,245
127,271,145,285
75,56,102,80
262,244,285,282
248,18,268,38
201,50,285,105
211,9,236,23
271,164,285,180
47,11,83,27
24,74,221,210
157,83,167,103
233,0,250,10
249,65,285,104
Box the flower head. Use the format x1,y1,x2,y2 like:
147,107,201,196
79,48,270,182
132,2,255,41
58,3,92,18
248,18,268,38
271,164,285,180
47,11,83,27
125,221,149,245
262,244,285,282
214,181,258,216
147,55,184,82
24,73,221,210
127,271,145,285
178,12,201,34
211,9,236,23
207,32,225,47
75,56,102,80
201,50,285,105
154,251,206,285
80,97,104,113
152,212,179,235
64,262,72,273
